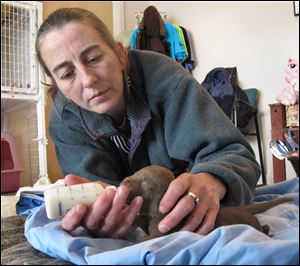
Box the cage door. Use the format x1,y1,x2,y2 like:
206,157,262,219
1,1,39,95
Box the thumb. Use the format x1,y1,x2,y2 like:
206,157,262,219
64,174,89,186
64,174,111,188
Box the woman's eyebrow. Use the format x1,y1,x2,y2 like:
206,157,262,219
52,45,100,74
79,45,100,58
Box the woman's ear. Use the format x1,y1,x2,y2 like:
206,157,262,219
115,42,128,71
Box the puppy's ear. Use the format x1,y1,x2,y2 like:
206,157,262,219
141,181,154,199
141,180,151,190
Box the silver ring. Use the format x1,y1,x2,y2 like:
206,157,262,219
187,192,200,206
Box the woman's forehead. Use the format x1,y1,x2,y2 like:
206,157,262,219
44,21,105,46
39,22,109,68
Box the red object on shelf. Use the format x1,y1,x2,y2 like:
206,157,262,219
1,132,22,193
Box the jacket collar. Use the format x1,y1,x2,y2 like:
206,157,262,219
53,76,151,141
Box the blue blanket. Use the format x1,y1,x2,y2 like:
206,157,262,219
25,177,299,265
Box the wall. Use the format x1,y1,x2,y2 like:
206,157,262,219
124,1,149,29
40,1,113,181
119,1,299,184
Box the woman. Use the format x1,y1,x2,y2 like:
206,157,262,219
36,8,260,239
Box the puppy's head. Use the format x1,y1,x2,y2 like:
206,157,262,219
121,165,175,207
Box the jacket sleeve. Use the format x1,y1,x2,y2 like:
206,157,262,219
164,73,261,206
49,107,124,185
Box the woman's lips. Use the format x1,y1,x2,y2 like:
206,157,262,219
89,90,108,102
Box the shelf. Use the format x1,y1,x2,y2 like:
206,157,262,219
269,103,299,183
1,97,37,113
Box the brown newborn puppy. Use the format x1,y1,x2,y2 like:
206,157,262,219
121,165,292,242
121,165,174,242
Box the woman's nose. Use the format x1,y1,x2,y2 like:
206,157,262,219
80,67,98,88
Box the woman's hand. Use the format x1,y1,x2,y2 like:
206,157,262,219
61,174,144,239
158,172,226,235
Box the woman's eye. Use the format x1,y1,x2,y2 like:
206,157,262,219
61,70,74,80
86,55,101,64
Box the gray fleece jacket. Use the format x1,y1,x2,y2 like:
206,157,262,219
49,49,260,206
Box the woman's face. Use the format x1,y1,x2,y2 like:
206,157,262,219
40,22,127,120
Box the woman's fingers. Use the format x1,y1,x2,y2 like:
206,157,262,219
159,173,190,214
112,195,144,238
81,185,143,238
179,192,219,234
64,174,89,186
61,203,88,231
61,187,116,233
195,207,219,235
158,193,195,233
60,181,143,239
64,174,111,189
83,188,116,231
158,172,224,236
98,185,130,233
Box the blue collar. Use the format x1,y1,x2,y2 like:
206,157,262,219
53,80,151,144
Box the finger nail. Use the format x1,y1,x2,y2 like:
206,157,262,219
158,223,170,233
105,187,116,197
117,185,127,197
159,205,167,214
87,217,97,230
75,204,86,216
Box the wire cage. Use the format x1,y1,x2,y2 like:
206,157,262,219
1,1,38,95
1,1,47,189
